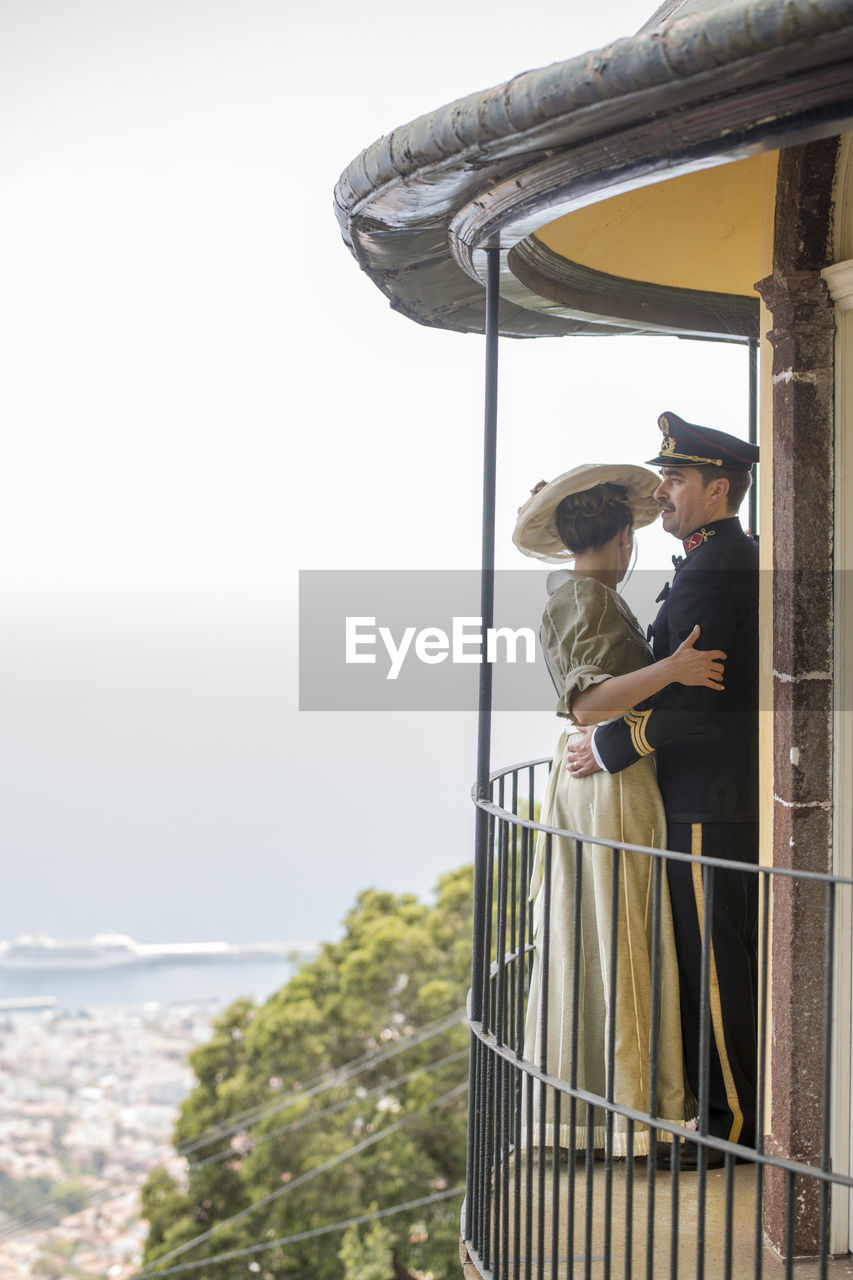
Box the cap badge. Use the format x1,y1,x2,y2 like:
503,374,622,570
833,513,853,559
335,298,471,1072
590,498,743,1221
656,416,724,466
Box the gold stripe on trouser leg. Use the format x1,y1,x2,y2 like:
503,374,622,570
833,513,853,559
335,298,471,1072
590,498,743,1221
691,823,744,1144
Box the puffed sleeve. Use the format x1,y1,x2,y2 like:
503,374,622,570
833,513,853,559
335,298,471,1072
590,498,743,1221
541,577,648,724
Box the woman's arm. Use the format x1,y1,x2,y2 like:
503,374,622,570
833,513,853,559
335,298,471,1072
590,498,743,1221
571,625,725,726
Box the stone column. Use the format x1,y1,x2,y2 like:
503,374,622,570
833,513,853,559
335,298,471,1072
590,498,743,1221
755,138,838,1258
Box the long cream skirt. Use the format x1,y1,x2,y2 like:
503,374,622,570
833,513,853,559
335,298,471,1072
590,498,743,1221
522,729,692,1155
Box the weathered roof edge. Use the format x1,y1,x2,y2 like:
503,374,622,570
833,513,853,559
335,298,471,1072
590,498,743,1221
334,0,853,336
335,0,853,230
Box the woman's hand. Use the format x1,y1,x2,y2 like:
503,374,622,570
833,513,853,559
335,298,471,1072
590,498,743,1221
668,625,726,689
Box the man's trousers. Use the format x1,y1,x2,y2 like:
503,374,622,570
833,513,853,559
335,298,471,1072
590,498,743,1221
665,821,759,1146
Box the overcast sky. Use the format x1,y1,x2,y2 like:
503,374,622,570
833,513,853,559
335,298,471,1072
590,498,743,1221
0,0,754,944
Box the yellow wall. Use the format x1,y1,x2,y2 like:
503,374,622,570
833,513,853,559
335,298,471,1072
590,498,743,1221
536,153,778,296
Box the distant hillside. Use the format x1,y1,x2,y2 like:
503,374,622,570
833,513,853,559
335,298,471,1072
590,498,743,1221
138,865,474,1280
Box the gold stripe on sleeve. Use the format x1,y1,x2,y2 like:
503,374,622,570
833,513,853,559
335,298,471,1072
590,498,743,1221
625,708,654,757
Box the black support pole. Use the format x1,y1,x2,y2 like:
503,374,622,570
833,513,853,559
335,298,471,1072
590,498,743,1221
465,246,501,1245
472,243,501,1022
748,336,758,535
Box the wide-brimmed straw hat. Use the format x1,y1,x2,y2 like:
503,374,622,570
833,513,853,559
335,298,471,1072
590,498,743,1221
513,462,660,562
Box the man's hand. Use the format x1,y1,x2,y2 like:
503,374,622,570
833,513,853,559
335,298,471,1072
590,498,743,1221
565,725,602,778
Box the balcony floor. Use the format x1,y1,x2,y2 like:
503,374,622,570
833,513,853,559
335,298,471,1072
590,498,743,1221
461,1156,853,1279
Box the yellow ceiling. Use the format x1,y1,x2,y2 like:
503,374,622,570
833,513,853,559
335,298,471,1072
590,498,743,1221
534,152,778,296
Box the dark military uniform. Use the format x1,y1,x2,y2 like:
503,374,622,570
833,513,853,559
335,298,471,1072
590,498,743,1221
594,417,760,1147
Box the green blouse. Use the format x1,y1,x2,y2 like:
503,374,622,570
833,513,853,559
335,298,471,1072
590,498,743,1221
540,570,654,723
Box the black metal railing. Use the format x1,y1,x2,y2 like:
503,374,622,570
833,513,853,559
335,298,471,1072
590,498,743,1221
462,758,853,1280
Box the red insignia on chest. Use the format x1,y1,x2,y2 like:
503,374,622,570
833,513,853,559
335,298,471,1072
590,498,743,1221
683,527,717,553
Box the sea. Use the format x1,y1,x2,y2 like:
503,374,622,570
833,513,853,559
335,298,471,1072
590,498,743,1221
0,953,311,1016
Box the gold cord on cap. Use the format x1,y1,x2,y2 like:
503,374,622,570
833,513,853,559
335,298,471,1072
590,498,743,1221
659,435,723,466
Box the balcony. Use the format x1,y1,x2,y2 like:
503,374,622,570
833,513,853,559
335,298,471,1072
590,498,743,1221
462,758,853,1280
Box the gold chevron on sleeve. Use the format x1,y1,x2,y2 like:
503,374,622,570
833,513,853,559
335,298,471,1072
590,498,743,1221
624,707,653,756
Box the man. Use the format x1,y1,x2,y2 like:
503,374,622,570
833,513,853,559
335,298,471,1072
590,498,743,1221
566,410,760,1165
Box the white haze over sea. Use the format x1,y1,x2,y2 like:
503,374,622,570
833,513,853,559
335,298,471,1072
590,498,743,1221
0,956,305,1013
0,590,544,944
0,0,753,957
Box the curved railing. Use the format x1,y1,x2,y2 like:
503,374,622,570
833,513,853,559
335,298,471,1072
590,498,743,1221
462,758,853,1280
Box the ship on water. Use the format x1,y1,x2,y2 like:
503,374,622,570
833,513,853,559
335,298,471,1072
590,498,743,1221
0,932,319,972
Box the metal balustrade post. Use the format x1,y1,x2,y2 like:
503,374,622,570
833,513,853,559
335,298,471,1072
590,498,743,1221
696,863,715,1280
648,852,662,1276
466,761,853,1280
754,869,771,1280
819,881,836,1278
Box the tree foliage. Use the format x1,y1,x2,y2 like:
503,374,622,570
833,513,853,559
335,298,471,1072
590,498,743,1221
138,865,473,1280
338,1219,395,1280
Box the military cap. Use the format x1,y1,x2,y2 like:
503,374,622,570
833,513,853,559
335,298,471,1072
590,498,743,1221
647,411,760,470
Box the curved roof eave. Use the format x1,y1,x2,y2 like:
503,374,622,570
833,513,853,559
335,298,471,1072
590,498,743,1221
334,0,853,338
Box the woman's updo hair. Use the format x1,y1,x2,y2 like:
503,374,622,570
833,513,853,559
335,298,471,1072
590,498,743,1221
554,482,633,554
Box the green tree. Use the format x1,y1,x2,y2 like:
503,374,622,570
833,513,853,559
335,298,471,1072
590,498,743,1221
339,1219,395,1280
139,865,473,1280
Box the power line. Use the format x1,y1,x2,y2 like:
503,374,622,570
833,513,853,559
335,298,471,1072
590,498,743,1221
0,1053,464,1244
135,1183,465,1278
177,1008,464,1155
192,1048,468,1169
178,1008,465,1156
0,1014,466,1242
0,1173,141,1244
137,1081,468,1273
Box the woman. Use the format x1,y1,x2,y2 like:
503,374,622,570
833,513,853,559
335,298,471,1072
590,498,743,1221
514,464,725,1155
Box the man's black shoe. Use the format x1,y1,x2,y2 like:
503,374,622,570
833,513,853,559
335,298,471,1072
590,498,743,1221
655,1142,726,1171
